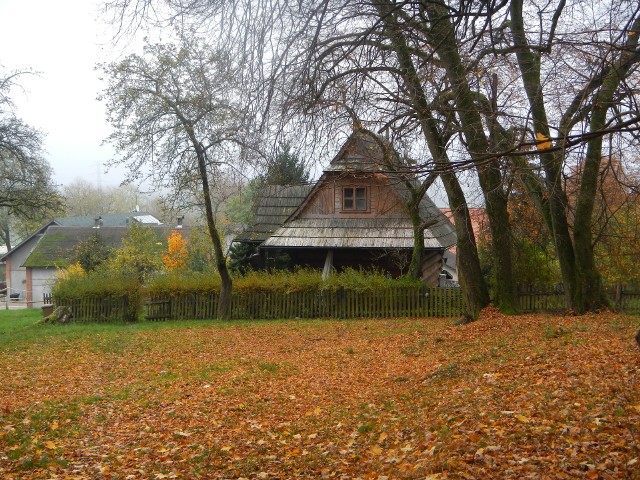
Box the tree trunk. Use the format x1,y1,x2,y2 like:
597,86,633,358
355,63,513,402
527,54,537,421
375,2,489,317
441,172,490,319
407,209,424,280
570,17,640,311
0,222,11,251
509,0,640,312
509,0,580,308
196,147,233,319
424,1,517,312
405,184,436,281
374,0,490,319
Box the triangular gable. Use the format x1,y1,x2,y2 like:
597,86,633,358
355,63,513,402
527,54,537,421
0,221,56,263
285,129,396,222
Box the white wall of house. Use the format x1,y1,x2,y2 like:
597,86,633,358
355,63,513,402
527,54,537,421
6,234,42,300
30,267,56,306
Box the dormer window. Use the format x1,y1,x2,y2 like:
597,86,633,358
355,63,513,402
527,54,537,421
343,187,368,211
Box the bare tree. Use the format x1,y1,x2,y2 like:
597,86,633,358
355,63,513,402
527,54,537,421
0,69,62,221
102,0,492,318
103,0,640,314
62,179,162,217
100,37,250,318
503,0,640,311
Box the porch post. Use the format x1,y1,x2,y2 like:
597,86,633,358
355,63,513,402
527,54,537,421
322,250,334,281
26,267,33,307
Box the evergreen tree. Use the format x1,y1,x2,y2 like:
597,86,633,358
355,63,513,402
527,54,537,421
263,142,310,185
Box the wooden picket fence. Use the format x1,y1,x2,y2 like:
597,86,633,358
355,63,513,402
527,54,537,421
517,286,640,313
517,291,568,312
613,290,640,313
144,286,465,320
48,295,133,322
43,286,640,322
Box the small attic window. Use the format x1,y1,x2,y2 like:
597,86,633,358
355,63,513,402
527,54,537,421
343,187,368,211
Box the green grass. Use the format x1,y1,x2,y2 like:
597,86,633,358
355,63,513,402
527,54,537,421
0,309,225,350
0,309,349,354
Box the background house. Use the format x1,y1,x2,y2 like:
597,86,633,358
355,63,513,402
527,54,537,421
235,130,457,284
0,212,162,305
439,208,489,285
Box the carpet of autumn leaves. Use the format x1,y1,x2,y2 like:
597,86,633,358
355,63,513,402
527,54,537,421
1,307,639,479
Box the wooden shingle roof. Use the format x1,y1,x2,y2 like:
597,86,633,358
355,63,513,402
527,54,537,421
262,217,454,249
234,185,314,243
236,129,456,251
324,129,389,173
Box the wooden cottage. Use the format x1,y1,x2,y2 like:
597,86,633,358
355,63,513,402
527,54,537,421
235,130,456,284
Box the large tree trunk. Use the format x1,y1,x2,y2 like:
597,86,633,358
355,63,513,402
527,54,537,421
374,0,490,319
509,0,640,312
570,16,640,311
375,0,490,318
509,0,580,310
442,173,491,319
196,148,233,319
424,1,517,312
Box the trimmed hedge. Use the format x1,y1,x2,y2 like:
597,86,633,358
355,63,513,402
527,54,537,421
52,270,142,321
147,268,422,296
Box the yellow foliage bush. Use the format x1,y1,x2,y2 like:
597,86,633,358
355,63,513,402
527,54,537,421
55,262,86,282
162,231,188,270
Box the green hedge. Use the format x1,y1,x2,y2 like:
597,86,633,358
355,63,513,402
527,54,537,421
52,270,142,321
146,268,422,296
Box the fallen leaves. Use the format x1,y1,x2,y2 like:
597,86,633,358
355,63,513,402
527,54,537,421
0,311,639,479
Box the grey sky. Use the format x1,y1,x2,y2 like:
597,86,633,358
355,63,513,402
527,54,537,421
0,0,127,188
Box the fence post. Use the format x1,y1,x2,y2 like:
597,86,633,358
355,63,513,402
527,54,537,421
615,283,622,311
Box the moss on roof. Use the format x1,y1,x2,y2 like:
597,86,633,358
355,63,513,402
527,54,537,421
22,226,190,268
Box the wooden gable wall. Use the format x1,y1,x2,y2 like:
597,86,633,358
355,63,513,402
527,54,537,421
297,172,407,220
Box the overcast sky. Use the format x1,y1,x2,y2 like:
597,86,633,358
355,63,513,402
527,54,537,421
0,0,129,188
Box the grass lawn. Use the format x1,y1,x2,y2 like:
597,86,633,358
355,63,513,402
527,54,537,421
0,308,639,479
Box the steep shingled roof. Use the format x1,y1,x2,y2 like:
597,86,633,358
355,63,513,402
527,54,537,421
262,217,454,249
233,185,314,243
236,129,456,250
324,129,389,173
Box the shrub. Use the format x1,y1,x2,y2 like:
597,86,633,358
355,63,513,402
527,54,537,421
74,233,113,272
162,230,188,270
146,269,222,296
104,222,165,282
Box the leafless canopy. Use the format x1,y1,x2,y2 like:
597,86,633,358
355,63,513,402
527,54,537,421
0,70,61,218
